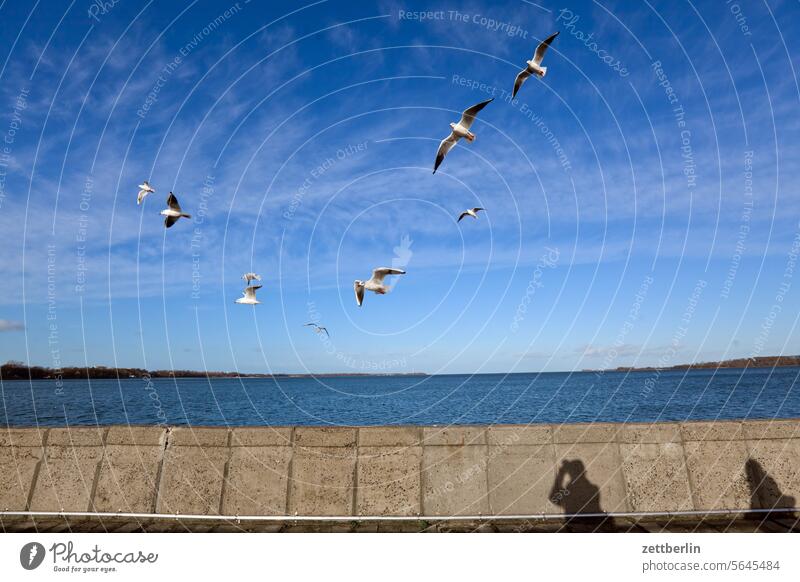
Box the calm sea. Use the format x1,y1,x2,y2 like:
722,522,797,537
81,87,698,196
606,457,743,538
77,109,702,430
2,368,799,427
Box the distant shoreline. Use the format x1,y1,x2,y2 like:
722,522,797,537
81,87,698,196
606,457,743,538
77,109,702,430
586,355,800,373
2,356,799,381
0,362,427,381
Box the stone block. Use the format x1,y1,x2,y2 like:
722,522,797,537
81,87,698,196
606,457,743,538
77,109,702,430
29,445,103,511
222,447,292,515
422,445,489,515
487,425,551,446
0,446,42,510
230,427,292,447
288,447,355,515
105,426,166,446
681,421,743,442
93,445,162,513
358,426,421,447
553,423,620,444
619,423,681,444
357,446,421,516
487,444,557,515
742,420,800,441
294,427,356,448
423,426,486,446
0,429,47,447
47,427,105,447
156,446,227,514
684,440,750,510
169,427,228,447
620,442,693,512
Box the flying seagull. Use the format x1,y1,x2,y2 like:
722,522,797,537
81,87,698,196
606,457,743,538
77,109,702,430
433,98,493,174
513,31,559,98
137,181,155,205
242,272,262,285
160,192,191,228
458,207,485,222
354,268,406,307
235,285,262,305
304,323,329,338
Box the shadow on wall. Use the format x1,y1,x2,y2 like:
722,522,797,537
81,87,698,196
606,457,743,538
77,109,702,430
549,459,617,531
745,458,796,513
549,459,604,515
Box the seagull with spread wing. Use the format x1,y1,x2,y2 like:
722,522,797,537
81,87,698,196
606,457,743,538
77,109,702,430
160,192,191,228
304,323,329,338
137,181,155,205
235,285,262,305
353,268,406,307
433,98,493,174
242,272,262,286
458,207,485,222
513,31,559,98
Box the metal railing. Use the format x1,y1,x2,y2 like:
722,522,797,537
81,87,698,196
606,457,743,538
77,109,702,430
1,507,798,522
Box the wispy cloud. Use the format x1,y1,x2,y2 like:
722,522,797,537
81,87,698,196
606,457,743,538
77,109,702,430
0,320,24,332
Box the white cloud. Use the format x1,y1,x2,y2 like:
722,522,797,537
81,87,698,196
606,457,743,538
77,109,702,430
0,319,24,332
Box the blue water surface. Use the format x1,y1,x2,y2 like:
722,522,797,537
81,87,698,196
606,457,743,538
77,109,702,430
2,368,799,427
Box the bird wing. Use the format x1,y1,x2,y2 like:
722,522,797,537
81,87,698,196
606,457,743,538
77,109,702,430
473,207,484,213
167,193,182,212
139,182,153,192
433,133,459,174
244,285,262,299
319,327,329,337
303,323,316,327
457,211,470,222
137,189,148,205
354,281,365,306
164,215,179,228
512,68,532,98
533,31,559,65
458,98,493,130
370,267,406,284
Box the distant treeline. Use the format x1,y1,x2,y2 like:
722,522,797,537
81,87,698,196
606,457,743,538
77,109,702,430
0,361,427,381
614,355,800,372
0,361,265,381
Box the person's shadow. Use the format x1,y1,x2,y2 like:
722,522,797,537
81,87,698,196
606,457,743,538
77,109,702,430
550,459,612,530
745,458,796,515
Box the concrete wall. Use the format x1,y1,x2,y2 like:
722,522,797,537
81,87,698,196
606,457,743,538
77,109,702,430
1,420,799,517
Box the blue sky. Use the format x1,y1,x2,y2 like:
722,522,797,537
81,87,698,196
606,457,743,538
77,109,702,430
0,0,799,374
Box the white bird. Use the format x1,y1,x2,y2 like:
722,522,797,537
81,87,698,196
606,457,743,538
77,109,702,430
235,285,262,305
458,207,485,222
160,192,191,228
304,323,329,338
354,268,406,307
137,181,155,205
242,272,262,285
513,31,559,98
433,98,493,174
